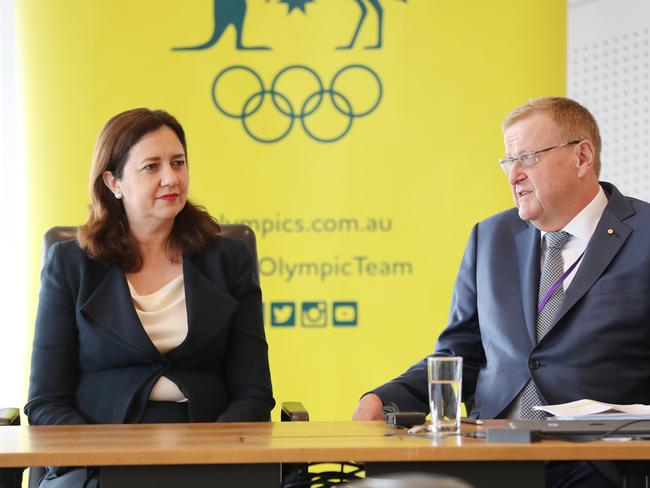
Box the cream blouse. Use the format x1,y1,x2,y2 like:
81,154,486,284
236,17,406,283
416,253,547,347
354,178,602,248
128,273,188,402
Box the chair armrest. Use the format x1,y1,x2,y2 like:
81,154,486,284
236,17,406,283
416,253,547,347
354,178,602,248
280,402,310,485
281,402,309,422
0,408,20,426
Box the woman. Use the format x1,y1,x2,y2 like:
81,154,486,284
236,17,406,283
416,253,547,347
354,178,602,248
25,108,274,485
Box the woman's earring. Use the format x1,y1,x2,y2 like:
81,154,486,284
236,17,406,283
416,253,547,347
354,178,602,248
115,191,122,199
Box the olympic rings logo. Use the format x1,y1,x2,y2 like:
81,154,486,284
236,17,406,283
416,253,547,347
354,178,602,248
211,64,382,143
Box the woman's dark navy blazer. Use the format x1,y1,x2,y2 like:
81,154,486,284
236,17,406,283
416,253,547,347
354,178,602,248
25,236,275,425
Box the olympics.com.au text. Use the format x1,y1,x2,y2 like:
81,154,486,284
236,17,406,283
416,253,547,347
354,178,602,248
217,214,393,238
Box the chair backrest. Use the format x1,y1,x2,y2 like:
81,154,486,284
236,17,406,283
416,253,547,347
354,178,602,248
42,224,258,267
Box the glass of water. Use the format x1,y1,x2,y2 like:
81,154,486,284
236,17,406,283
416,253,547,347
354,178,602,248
427,356,463,436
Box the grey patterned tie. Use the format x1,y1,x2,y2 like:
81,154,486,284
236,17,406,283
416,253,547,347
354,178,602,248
519,231,572,419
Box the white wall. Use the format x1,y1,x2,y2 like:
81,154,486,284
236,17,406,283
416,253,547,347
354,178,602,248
568,0,650,200
0,0,28,408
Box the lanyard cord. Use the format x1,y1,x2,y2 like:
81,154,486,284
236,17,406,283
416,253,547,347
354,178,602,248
537,251,585,316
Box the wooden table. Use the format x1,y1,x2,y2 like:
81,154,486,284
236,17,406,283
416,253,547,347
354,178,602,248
1,421,649,487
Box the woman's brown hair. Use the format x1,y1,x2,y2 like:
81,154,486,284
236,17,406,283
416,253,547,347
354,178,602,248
78,108,221,271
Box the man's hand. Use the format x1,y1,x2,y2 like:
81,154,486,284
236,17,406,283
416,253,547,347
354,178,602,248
352,393,385,420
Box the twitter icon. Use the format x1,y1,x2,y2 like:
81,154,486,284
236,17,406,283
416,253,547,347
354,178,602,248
271,302,296,326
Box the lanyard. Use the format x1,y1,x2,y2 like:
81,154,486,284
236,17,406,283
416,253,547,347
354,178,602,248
537,251,585,316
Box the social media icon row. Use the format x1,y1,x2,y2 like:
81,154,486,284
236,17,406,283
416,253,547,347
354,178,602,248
268,301,358,327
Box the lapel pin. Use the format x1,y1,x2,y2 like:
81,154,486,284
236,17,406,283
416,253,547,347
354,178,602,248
607,228,614,235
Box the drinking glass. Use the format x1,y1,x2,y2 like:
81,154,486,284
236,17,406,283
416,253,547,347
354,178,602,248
427,356,462,435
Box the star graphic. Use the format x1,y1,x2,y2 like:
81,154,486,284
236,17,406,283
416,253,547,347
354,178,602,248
278,0,314,14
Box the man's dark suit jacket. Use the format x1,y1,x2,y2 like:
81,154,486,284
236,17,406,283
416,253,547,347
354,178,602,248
374,182,650,419
25,236,274,425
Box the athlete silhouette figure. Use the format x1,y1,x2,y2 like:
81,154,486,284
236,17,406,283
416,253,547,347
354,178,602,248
338,0,407,50
172,0,270,51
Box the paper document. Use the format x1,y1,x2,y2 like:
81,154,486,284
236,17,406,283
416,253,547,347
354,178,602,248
551,414,650,421
534,399,650,417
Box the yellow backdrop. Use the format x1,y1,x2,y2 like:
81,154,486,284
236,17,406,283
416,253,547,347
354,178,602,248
17,0,565,420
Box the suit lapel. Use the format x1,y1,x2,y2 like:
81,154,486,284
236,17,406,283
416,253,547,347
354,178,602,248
549,209,633,331
515,222,541,344
80,265,161,360
167,253,239,359
544,183,635,334
80,246,240,361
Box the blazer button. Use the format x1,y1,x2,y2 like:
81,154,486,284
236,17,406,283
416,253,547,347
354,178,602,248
529,360,541,370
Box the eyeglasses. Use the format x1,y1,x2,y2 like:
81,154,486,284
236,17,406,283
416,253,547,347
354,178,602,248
499,140,581,174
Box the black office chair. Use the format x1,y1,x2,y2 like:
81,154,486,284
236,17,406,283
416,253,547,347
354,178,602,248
0,409,22,488
42,223,260,266
0,224,307,488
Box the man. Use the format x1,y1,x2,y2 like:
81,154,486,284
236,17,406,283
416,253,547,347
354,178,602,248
353,97,650,487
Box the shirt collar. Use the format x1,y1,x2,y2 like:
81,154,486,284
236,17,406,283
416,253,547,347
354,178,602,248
541,185,608,244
